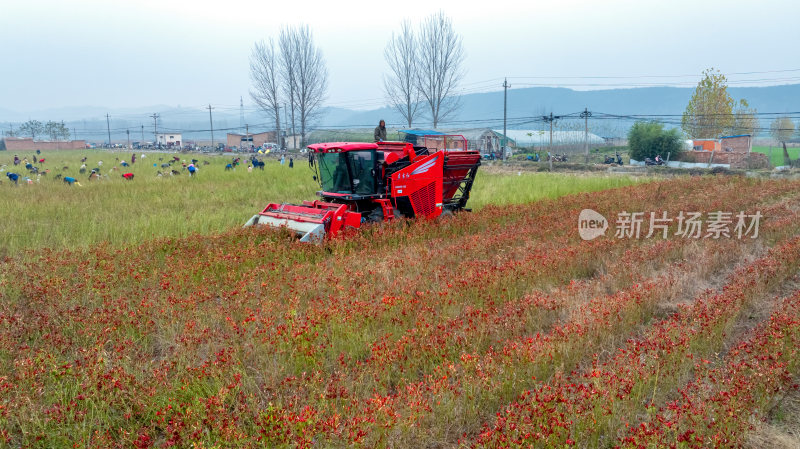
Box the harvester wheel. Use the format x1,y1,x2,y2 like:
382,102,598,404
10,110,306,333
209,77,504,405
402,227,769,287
439,209,454,220
367,207,384,223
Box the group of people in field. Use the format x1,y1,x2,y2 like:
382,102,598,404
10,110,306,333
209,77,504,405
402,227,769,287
2,150,297,187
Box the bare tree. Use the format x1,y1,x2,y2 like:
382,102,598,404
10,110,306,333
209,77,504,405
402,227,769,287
18,120,44,140
279,27,298,148
770,116,795,166
384,20,421,128
731,99,759,136
285,25,328,148
249,38,282,143
416,11,465,128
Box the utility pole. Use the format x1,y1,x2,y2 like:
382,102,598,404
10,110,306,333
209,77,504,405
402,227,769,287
542,112,558,171
580,108,592,163
207,104,215,149
105,114,111,146
284,102,291,149
239,96,245,131
245,123,249,151
502,78,510,161
141,124,144,144
150,113,160,148
126,129,130,149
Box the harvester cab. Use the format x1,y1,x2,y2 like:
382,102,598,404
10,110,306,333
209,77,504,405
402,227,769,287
244,135,481,241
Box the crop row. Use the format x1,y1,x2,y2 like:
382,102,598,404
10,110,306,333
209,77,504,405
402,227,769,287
619,289,800,448
472,232,800,447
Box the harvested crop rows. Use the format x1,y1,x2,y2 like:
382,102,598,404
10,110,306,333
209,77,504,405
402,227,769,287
1,176,799,448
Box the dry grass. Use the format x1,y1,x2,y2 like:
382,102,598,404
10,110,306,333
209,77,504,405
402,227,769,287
747,386,800,449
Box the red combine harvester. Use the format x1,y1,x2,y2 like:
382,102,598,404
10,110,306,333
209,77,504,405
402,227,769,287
244,135,481,241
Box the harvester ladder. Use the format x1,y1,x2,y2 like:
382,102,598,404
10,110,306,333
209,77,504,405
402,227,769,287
444,159,480,211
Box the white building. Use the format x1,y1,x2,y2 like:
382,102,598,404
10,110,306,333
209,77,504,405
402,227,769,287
156,133,182,147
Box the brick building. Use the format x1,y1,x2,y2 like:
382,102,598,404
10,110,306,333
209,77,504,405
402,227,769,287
679,150,768,169
720,134,752,153
1,137,87,151
227,131,277,150
692,139,721,151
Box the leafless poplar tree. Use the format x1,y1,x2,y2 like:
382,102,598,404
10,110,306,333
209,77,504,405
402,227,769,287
279,27,297,147
289,25,328,148
383,20,421,127
249,38,281,140
416,11,465,128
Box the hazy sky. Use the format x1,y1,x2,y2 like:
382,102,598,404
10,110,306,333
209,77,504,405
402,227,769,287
2,0,799,114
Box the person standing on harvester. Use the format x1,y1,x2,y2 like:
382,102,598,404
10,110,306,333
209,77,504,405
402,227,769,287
374,120,387,142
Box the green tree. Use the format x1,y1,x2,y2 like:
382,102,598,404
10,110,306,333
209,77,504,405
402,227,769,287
731,99,759,136
770,116,795,166
681,68,734,139
18,120,44,140
628,121,682,161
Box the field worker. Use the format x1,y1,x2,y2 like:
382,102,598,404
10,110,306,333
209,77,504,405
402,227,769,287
374,119,387,142
121,161,129,167
7,172,19,184
247,165,253,173
131,153,136,164
63,176,81,186
289,157,293,168
122,172,135,180
280,155,285,165
187,164,197,176
13,155,19,165
98,160,103,167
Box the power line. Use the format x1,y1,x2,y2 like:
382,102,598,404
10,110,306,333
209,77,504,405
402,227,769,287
507,68,800,80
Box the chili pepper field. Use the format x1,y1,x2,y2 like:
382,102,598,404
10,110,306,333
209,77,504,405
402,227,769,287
1,175,799,448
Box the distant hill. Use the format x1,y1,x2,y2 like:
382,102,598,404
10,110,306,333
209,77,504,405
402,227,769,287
321,84,800,128
2,84,798,142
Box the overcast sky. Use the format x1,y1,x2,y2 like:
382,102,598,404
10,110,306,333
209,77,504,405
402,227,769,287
2,0,799,114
